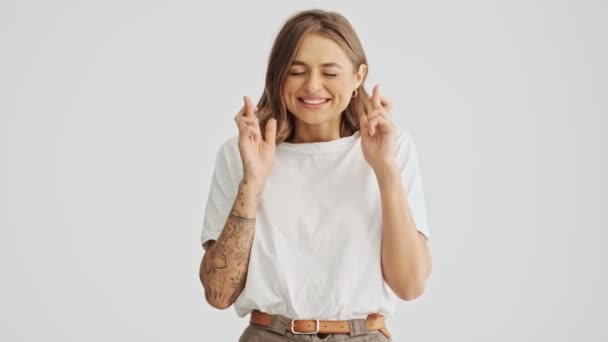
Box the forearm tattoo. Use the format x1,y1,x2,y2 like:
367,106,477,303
202,186,257,306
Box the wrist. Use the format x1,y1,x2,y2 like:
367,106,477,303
240,176,265,194
373,162,400,184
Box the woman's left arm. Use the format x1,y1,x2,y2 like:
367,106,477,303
360,84,432,301
375,164,432,301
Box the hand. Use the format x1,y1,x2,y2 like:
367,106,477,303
234,96,277,192
359,85,397,171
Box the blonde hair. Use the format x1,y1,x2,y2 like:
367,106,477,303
256,9,372,143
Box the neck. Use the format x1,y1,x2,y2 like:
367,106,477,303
290,119,342,143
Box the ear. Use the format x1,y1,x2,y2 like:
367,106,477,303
354,64,367,88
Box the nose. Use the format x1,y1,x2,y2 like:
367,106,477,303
304,72,323,93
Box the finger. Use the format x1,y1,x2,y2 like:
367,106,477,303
359,113,366,127
367,113,384,136
235,117,258,136
244,125,261,142
238,116,260,127
234,105,246,122
378,109,388,119
238,118,261,135
366,112,381,123
359,114,369,135
371,115,393,136
371,84,382,109
368,117,379,136
242,126,255,142
243,96,255,117
380,95,392,113
369,106,387,118
264,118,277,146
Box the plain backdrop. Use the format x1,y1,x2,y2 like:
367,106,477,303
1,1,607,341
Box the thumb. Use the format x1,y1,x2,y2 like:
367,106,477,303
264,118,277,145
370,85,378,108
359,114,367,132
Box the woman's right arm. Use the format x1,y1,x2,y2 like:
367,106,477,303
199,177,259,309
199,95,277,309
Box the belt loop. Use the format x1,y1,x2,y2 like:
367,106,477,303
268,314,291,335
348,318,368,337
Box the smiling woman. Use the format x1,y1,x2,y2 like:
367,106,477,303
283,33,367,143
254,9,374,144
199,8,432,342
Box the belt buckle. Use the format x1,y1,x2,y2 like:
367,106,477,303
290,319,320,334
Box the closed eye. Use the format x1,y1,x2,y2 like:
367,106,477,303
288,72,338,77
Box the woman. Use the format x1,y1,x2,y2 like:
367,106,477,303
199,9,431,342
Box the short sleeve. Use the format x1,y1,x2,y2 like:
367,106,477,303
395,129,431,240
200,138,240,251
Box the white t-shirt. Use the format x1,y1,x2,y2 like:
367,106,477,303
200,126,430,321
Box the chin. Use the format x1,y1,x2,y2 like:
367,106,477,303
289,111,336,125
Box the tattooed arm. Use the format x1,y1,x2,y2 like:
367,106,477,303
200,94,276,309
199,177,260,309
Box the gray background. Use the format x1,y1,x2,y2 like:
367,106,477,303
1,0,606,341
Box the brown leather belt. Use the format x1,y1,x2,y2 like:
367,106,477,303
249,309,392,339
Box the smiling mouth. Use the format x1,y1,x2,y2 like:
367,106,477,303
298,98,331,105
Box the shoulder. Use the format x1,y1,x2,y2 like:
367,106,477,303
210,135,243,186
219,134,239,151
392,125,424,168
215,135,240,163
394,125,416,151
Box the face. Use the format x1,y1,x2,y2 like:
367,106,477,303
282,33,366,132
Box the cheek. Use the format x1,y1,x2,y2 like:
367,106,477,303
283,78,299,95
328,80,350,96
282,82,298,111
332,87,350,102
281,83,292,104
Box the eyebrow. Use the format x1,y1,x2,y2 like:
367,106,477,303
290,60,343,69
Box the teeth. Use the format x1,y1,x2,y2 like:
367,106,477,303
301,98,328,104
